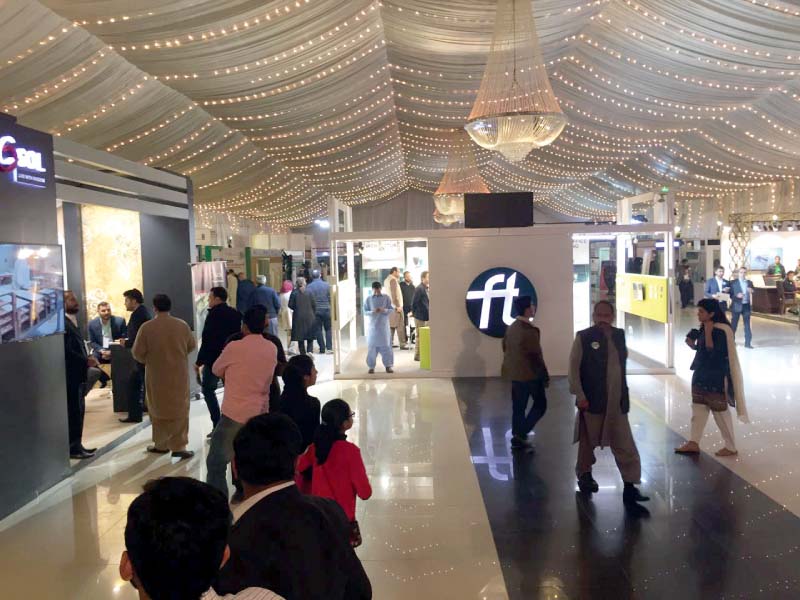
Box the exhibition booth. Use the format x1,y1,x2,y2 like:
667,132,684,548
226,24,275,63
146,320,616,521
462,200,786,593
0,113,196,520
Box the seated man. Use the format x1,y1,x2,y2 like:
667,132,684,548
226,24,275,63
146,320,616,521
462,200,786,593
87,301,127,388
120,476,283,600
215,414,372,600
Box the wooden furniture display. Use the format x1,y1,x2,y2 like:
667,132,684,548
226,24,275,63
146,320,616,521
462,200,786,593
111,344,138,413
776,281,798,315
752,286,780,314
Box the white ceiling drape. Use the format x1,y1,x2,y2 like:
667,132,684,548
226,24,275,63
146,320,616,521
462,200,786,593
0,0,794,226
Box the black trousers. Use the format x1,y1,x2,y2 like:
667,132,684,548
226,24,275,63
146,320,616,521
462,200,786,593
511,379,548,438
127,366,145,421
314,310,332,352
201,364,222,428
66,380,85,452
679,281,694,308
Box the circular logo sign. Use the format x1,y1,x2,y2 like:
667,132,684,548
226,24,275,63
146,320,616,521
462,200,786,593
465,267,537,338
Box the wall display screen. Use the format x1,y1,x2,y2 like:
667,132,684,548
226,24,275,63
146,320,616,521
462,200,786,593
0,243,64,343
464,193,534,229
465,267,537,338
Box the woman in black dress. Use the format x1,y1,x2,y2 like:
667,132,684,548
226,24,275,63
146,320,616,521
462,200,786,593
675,298,747,457
274,354,320,451
288,277,317,355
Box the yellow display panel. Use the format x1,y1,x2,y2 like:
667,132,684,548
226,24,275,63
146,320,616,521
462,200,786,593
615,273,669,323
81,205,143,317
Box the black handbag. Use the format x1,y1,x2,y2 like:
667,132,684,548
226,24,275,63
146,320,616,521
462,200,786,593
320,463,362,548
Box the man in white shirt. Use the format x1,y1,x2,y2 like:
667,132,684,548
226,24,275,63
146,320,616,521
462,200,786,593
120,477,283,600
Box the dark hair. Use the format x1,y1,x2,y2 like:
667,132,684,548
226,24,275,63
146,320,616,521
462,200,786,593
513,295,532,314
697,298,731,325
390,267,399,275
283,355,315,391
210,287,228,302
314,399,351,465
421,270,429,280
124,289,145,304
97,301,110,309
242,306,267,334
152,294,172,312
124,477,231,600
371,281,382,290
233,413,303,486
594,300,615,313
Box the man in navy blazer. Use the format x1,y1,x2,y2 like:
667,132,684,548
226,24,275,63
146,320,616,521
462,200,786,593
730,266,754,348
88,301,127,362
704,266,730,311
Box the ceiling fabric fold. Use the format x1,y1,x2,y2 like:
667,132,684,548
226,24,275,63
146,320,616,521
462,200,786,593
0,0,792,225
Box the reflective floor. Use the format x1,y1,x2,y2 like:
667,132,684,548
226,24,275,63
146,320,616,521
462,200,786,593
0,379,507,599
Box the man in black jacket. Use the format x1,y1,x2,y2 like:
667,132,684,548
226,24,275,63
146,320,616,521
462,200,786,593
119,289,152,423
411,271,430,362
400,271,416,344
215,413,372,600
196,287,243,430
63,290,97,459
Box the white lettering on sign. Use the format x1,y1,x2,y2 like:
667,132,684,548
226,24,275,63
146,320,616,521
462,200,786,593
0,134,47,187
465,271,520,329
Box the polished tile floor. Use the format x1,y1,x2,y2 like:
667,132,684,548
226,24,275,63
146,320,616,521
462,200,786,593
0,379,507,599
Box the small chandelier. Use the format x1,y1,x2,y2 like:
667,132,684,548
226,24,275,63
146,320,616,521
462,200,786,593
433,131,489,226
465,0,567,163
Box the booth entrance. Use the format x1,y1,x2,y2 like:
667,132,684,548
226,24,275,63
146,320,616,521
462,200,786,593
331,235,430,379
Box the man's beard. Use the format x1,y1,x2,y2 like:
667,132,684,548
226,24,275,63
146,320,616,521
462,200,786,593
66,307,80,315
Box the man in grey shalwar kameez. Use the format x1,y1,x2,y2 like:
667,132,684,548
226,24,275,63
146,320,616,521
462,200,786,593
568,301,649,505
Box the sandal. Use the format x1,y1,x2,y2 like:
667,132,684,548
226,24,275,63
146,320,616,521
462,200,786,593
674,441,700,454
715,448,738,457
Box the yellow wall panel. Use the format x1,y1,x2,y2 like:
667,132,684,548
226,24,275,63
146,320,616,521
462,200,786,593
615,273,669,324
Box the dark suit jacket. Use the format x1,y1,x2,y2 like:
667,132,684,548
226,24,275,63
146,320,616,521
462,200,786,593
88,315,127,357
730,279,754,313
237,279,256,313
411,285,429,321
253,285,282,317
704,278,729,310
197,303,242,366
400,280,415,312
64,317,88,387
214,485,372,600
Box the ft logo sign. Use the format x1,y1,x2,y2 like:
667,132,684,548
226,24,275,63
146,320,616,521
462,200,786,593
465,267,537,338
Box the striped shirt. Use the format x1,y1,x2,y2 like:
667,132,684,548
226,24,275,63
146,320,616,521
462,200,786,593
203,587,284,600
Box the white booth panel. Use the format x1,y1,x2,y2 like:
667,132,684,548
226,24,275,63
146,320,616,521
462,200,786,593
428,230,574,377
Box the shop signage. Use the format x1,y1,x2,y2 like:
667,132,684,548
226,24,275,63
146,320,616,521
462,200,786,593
465,267,537,338
0,134,47,188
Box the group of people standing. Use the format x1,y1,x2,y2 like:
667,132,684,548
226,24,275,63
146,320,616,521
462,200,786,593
363,268,430,373
502,296,747,506
233,269,334,357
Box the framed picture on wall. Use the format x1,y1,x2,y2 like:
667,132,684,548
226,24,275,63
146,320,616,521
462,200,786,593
747,248,782,271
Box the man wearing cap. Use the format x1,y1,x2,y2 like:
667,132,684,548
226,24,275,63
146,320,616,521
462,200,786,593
501,296,549,451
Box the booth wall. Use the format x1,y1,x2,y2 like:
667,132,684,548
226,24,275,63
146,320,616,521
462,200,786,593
0,120,70,520
428,230,574,377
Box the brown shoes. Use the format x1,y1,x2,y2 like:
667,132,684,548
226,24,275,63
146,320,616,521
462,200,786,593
674,441,700,454
714,448,738,457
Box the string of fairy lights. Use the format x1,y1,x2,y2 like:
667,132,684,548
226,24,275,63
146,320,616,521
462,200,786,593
1,0,798,225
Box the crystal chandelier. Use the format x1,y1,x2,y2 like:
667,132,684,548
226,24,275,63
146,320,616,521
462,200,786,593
433,131,490,226
465,0,567,163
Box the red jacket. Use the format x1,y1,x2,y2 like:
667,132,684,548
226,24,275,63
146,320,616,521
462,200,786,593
296,440,372,521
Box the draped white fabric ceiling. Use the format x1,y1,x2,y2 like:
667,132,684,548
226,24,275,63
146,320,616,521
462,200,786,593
1,0,797,225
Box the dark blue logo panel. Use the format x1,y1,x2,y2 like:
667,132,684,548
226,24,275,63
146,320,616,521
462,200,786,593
465,267,537,338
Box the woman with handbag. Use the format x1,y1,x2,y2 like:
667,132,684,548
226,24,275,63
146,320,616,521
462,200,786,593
296,399,372,547
675,298,748,457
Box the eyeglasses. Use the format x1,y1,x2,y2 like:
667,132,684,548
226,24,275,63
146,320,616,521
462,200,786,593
349,412,356,418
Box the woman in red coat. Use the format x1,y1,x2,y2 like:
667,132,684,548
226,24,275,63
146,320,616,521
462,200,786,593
297,399,372,526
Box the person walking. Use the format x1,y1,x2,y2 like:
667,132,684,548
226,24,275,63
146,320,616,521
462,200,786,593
569,301,649,505
132,294,197,460
411,271,430,362
278,280,295,354
119,289,152,423
289,277,317,355
364,281,394,374
63,290,97,459
253,275,281,337
678,267,694,309
730,266,754,348
195,287,242,432
296,399,372,547
501,296,549,451
306,270,333,354
675,298,748,457
400,271,416,344
236,273,256,314
274,354,320,451
206,307,278,497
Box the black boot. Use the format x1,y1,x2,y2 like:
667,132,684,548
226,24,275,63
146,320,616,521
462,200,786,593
578,472,599,493
623,482,650,505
